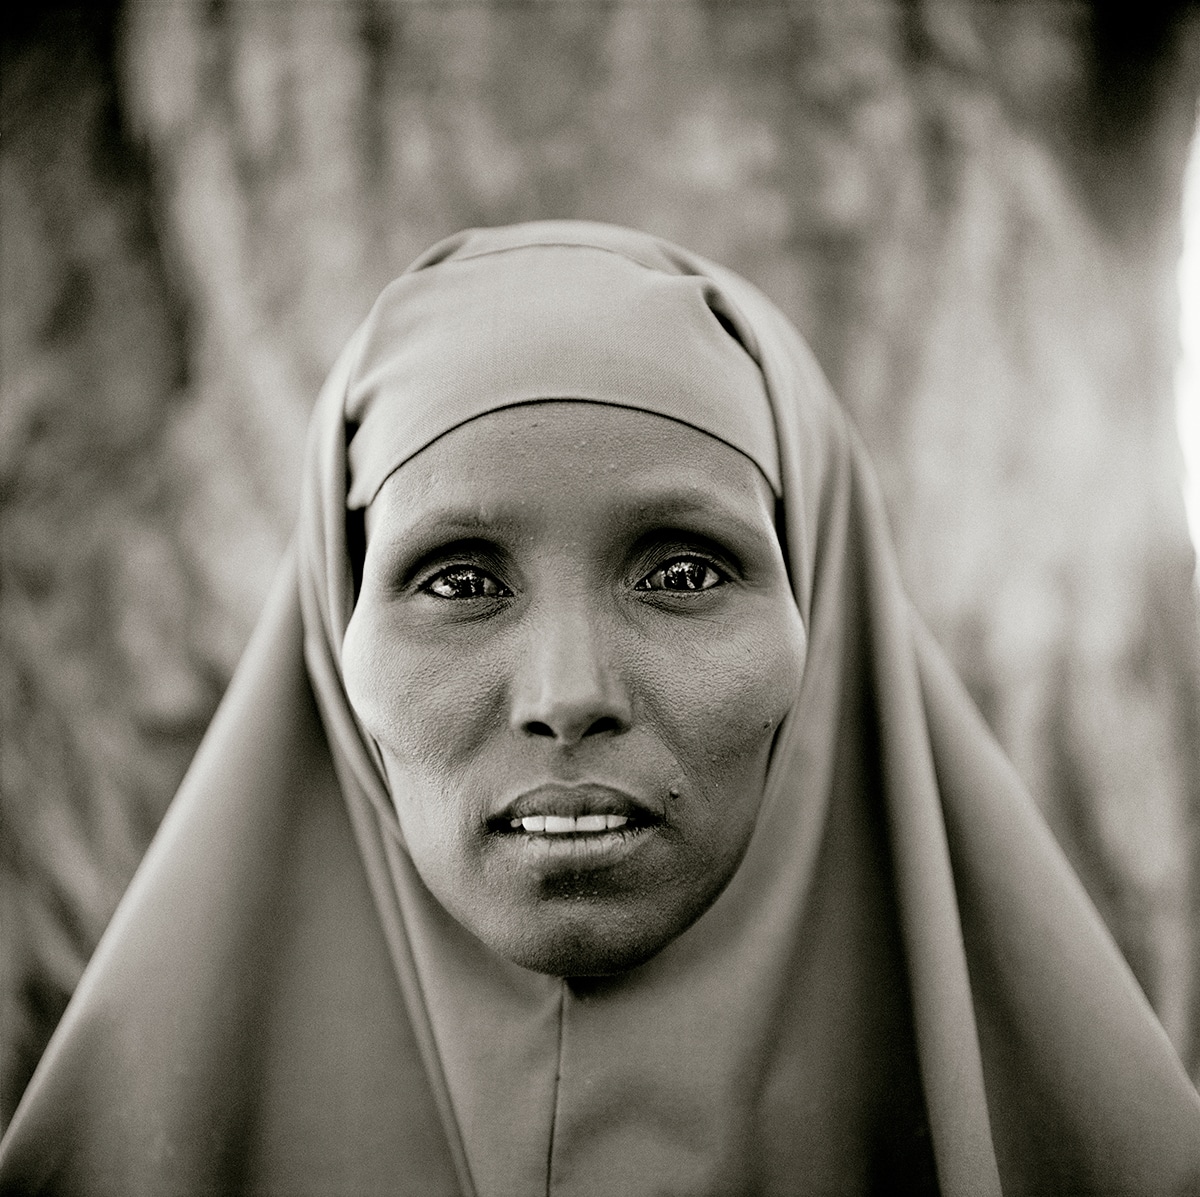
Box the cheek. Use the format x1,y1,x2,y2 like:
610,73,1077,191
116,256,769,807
647,606,805,786
341,610,501,784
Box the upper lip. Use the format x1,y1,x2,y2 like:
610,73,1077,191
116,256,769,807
490,783,660,826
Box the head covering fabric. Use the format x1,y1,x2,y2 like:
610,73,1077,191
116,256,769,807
2,221,1198,1197
344,229,782,507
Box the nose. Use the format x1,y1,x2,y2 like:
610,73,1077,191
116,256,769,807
509,601,632,746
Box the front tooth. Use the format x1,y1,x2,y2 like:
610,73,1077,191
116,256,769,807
574,814,607,833
543,815,575,834
521,815,547,832
604,814,629,830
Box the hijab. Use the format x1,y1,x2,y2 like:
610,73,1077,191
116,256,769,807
1,221,1197,1196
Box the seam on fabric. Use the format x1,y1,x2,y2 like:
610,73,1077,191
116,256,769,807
427,239,680,278
421,241,770,377
432,241,771,384
545,981,568,1197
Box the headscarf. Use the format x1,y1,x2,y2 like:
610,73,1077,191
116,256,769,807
2,221,1197,1197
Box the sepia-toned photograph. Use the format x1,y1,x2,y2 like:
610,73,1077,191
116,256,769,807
2,2,1199,1192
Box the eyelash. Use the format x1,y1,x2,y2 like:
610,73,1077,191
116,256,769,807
417,553,729,600
634,555,727,593
421,566,512,600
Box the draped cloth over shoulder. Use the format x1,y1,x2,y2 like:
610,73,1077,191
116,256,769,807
2,222,1197,1196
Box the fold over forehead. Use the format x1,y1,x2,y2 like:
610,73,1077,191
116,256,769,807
344,231,781,509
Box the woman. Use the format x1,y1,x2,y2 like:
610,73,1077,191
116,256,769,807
1,221,1197,1194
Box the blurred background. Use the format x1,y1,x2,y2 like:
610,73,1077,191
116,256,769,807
3,0,1200,1128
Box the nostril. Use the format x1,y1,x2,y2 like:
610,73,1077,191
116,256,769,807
584,715,624,737
520,714,627,742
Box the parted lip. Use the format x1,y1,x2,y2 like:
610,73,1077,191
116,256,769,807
489,782,661,828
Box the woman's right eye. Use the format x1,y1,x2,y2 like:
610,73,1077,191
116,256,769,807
421,566,510,600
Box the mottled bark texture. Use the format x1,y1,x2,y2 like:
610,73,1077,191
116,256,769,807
3,0,1199,1125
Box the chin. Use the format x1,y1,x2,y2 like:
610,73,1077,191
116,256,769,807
465,891,711,978
501,925,663,978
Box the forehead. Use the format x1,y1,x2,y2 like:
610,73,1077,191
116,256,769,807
365,402,776,539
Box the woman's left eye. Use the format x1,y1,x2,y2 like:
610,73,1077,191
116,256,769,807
422,566,510,599
636,557,725,593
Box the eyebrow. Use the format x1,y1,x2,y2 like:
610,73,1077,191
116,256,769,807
613,490,772,545
385,480,774,550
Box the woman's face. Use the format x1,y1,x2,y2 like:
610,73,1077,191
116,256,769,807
343,402,806,976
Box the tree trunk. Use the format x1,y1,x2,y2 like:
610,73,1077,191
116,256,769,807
3,0,1199,1125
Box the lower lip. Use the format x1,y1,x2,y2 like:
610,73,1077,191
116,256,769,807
490,824,658,870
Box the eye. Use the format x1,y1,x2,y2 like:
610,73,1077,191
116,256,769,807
422,566,511,599
636,556,725,593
